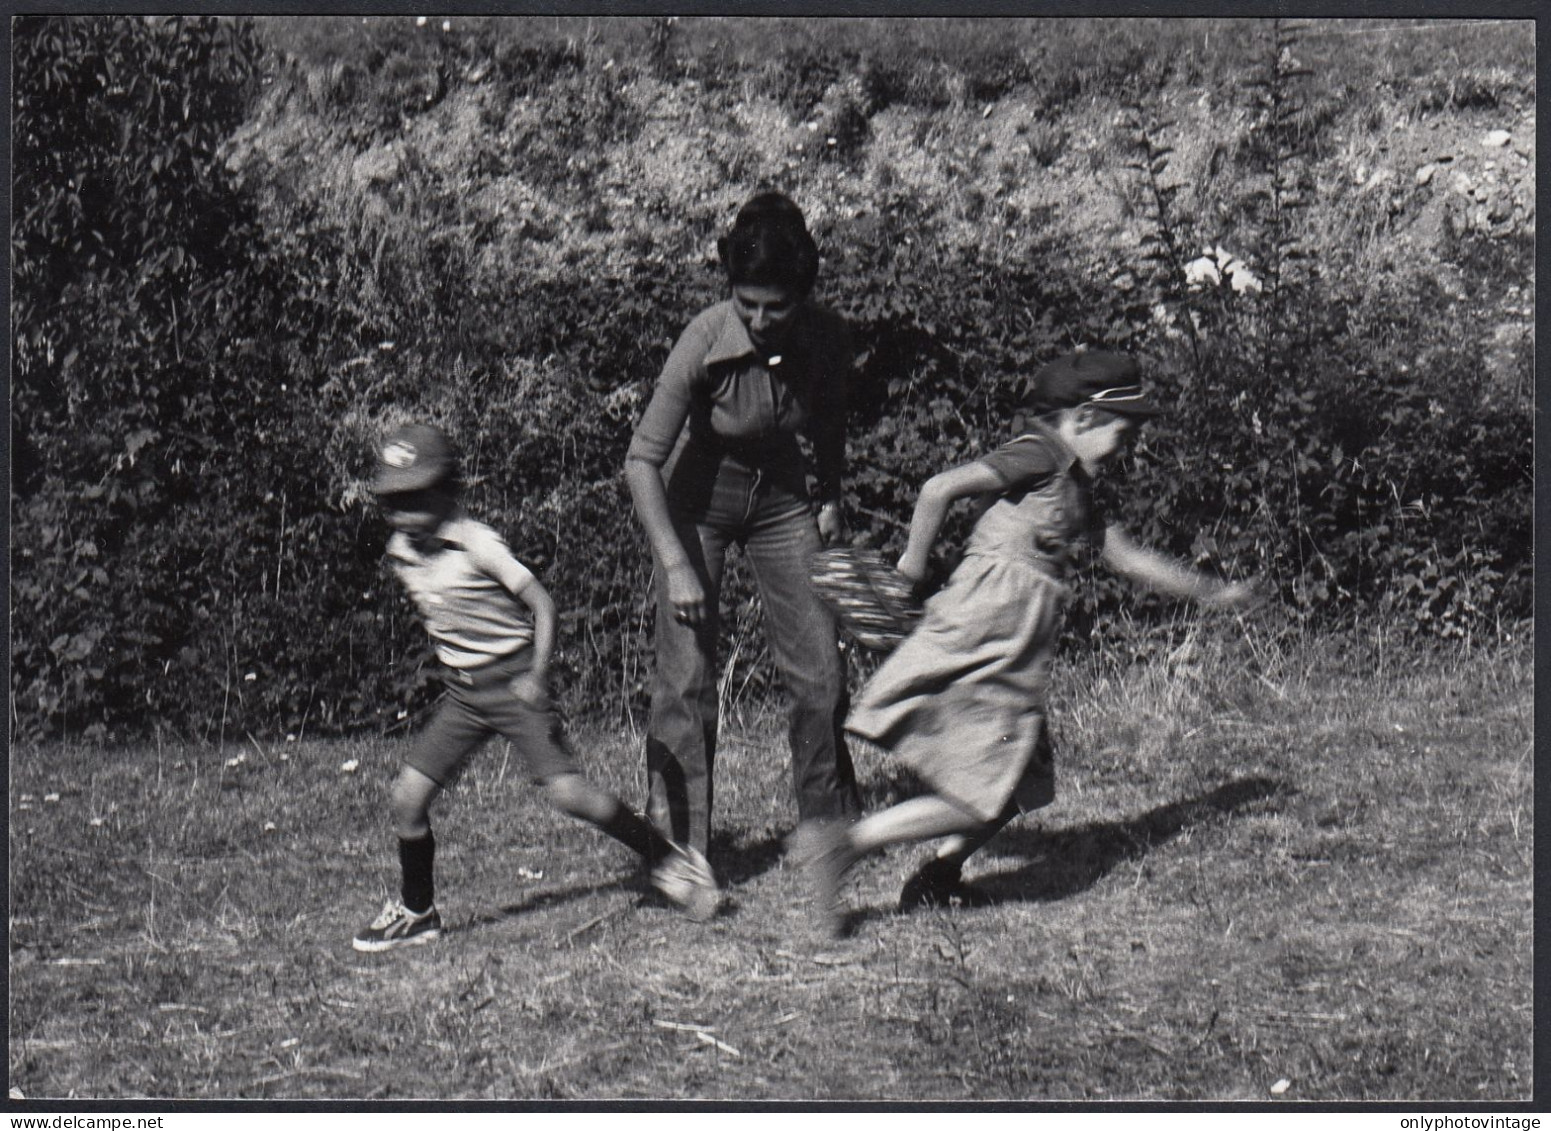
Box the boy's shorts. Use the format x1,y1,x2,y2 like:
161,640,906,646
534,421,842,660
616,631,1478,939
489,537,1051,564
406,650,579,787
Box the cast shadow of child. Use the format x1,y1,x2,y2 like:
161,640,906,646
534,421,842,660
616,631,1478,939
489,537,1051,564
844,774,1287,931
972,775,1287,903
467,832,794,930
456,876,641,932
708,830,790,890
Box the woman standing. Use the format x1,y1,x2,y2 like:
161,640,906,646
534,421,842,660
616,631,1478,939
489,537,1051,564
625,192,861,864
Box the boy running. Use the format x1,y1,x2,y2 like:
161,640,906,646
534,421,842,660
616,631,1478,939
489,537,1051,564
354,423,718,951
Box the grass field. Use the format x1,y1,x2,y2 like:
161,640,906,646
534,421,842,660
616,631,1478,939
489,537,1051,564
8,626,1531,1102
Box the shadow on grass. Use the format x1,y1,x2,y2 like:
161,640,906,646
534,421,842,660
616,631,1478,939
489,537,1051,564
836,776,1289,934
457,875,642,931
468,848,792,928
974,775,1288,904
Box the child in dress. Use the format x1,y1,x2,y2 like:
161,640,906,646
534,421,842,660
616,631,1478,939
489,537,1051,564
354,423,718,951
790,351,1258,937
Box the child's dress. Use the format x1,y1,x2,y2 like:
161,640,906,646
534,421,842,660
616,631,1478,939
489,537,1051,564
845,421,1105,822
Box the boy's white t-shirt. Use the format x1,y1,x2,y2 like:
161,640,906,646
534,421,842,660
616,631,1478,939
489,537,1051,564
387,514,536,669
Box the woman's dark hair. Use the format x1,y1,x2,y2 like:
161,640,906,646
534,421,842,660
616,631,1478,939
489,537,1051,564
717,191,820,294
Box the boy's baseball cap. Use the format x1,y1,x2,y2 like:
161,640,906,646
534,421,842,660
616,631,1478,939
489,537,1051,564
371,422,457,495
1026,350,1165,418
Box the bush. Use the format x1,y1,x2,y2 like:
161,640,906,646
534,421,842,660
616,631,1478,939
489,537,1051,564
10,16,1531,742
13,16,272,740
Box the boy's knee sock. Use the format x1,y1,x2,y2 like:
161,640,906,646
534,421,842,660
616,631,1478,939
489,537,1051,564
594,803,673,865
399,830,436,914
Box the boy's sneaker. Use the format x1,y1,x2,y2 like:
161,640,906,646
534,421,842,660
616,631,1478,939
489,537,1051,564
651,845,721,922
787,820,858,939
898,857,995,912
352,900,442,952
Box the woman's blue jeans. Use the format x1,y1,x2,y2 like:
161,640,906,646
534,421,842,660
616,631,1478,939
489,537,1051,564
646,454,860,857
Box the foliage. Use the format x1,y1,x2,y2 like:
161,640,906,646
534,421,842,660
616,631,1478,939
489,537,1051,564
1103,21,1531,642
13,15,272,740
9,15,1533,741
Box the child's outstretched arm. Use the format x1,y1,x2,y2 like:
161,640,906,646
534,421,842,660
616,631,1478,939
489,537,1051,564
1100,523,1258,609
896,462,1006,584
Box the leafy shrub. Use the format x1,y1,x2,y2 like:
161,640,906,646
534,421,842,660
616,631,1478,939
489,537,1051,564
10,15,1531,743
13,16,271,740
1104,20,1530,638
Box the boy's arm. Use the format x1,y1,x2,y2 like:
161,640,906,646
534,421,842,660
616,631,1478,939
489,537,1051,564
1099,523,1257,607
477,547,557,703
505,571,556,681
896,461,1006,583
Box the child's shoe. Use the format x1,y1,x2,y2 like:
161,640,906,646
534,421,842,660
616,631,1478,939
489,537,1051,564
897,857,995,912
651,845,722,922
788,820,858,939
352,900,443,952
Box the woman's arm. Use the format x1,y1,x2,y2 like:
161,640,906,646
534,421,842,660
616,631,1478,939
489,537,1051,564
1100,523,1257,607
625,455,710,628
625,323,713,625
895,461,1007,584
624,456,690,573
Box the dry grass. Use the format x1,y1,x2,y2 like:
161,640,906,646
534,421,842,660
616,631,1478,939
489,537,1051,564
8,627,1531,1101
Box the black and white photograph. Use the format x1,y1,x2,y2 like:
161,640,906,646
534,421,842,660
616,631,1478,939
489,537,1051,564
8,12,1535,1109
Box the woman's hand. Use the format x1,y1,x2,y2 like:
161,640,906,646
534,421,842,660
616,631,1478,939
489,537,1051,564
626,458,710,630
816,501,845,546
509,671,552,710
895,549,930,587
666,563,709,628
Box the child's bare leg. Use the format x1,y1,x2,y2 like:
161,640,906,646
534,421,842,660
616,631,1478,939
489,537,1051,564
519,706,718,917
353,767,446,949
543,772,673,865
849,794,985,857
925,800,1019,869
543,771,721,920
897,800,1020,910
390,766,442,838
790,795,982,938
543,771,623,825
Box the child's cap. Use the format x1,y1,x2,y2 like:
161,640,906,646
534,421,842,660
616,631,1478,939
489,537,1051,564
371,422,457,495
1027,350,1165,418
